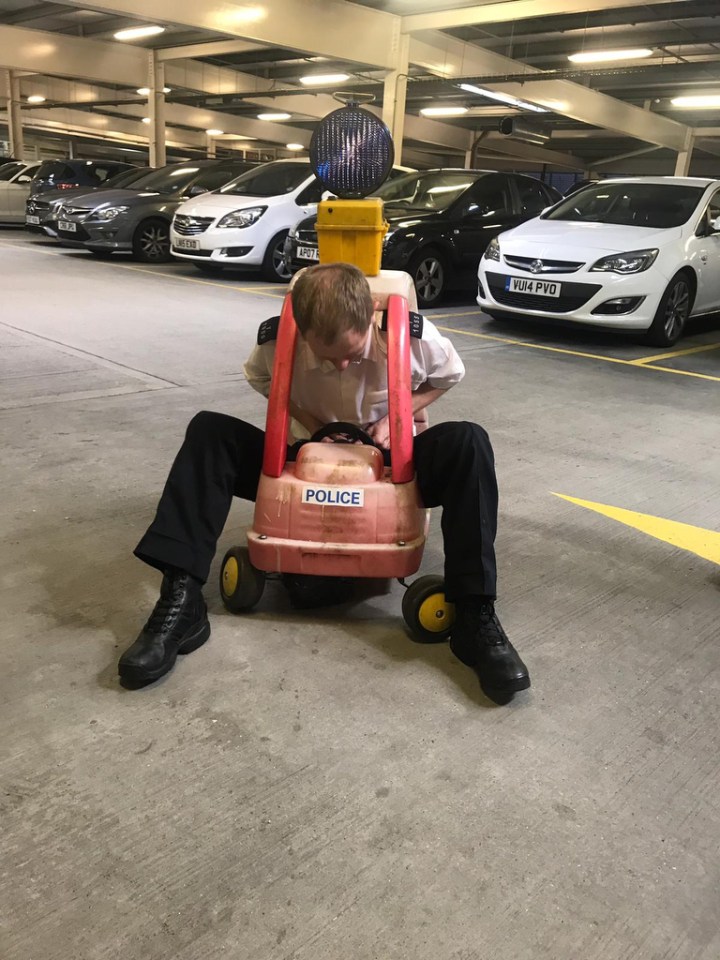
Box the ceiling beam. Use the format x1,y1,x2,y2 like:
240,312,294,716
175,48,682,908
409,31,695,152
0,105,205,150
55,0,400,69
113,101,312,148
476,133,584,170
157,39,265,61
0,26,470,152
401,0,680,32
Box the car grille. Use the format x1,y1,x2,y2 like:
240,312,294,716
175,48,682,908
27,199,51,215
172,246,212,257
174,215,214,236
502,255,584,274
56,206,90,221
485,272,601,314
295,228,318,245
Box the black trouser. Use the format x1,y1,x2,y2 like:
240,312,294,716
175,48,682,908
134,412,499,601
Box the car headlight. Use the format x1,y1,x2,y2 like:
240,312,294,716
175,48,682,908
590,248,659,274
484,236,500,261
96,205,129,221
217,206,267,229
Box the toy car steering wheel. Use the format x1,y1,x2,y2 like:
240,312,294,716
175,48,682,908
311,421,377,446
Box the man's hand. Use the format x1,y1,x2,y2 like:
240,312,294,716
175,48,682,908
366,415,391,449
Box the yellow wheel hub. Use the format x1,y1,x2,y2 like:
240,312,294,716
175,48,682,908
417,593,453,633
222,556,239,596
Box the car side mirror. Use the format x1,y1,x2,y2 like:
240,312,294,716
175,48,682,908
320,190,334,202
710,215,720,234
188,185,208,197
17,174,32,184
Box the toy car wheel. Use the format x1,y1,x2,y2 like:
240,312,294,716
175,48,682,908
220,546,265,612
402,575,455,643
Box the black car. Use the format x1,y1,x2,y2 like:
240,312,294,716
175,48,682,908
285,169,561,307
29,159,136,196
26,166,151,237
54,159,256,262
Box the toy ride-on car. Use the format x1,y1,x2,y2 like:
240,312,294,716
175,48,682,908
219,272,455,643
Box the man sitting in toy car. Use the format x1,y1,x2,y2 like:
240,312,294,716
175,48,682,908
119,262,530,703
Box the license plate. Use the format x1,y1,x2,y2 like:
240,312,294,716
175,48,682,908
506,276,561,297
298,245,319,261
26,215,40,225
175,238,199,250
58,220,76,233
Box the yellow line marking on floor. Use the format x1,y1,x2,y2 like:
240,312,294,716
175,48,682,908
427,310,484,319
436,324,720,383
555,493,720,566
630,342,720,364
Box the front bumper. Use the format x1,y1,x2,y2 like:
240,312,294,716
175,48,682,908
170,224,265,265
55,216,134,251
477,260,664,331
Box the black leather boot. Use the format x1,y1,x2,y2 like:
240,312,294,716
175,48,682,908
119,570,210,688
450,597,530,703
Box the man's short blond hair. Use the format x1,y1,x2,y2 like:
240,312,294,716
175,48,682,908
291,262,373,345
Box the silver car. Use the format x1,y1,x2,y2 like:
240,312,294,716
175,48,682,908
54,160,255,262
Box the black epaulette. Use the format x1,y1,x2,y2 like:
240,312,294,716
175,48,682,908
257,316,280,345
380,309,424,338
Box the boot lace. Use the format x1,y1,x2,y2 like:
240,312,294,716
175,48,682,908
461,601,508,647
144,596,180,634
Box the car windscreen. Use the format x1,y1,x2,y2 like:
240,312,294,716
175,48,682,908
103,167,149,189
218,162,311,197
374,170,481,213
544,182,705,228
126,165,204,194
0,162,25,181
35,161,76,180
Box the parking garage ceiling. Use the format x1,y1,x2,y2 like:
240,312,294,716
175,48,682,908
2,0,720,172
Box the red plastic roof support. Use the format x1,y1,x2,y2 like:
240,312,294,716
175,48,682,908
262,294,298,478
386,294,414,484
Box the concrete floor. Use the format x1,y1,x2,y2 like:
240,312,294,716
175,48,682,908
2,233,720,960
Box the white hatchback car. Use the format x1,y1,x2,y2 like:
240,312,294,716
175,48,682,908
170,159,322,281
477,177,720,345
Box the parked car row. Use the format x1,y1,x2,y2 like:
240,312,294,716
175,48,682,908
5,156,713,345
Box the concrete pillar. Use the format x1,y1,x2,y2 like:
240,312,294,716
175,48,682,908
206,134,216,159
3,69,24,159
382,30,409,163
674,131,694,176
148,51,166,168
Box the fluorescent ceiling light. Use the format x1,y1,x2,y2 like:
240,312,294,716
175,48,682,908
206,128,224,136
141,117,151,124
258,112,291,121
114,24,165,41
27,95,46,103
137,86,170,95
286,143,304,151
420,106,468,117
568,48,653,64
459,83,547,113
299,73,349,86
671,94,720,108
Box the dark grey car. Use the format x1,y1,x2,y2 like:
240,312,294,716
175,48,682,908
26,166,151,237
54,160,255,262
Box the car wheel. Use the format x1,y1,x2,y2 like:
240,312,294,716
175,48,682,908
409,249,447,308
132,218,171,263
193,262,225,276
261,231,292,282
641,272,694,347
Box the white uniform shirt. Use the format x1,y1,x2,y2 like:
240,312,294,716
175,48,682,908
243,315,465,436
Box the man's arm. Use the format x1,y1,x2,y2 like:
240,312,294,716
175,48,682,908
366,382,447,448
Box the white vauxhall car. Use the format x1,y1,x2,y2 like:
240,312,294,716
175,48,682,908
170,159,322,281
477,177,720,345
